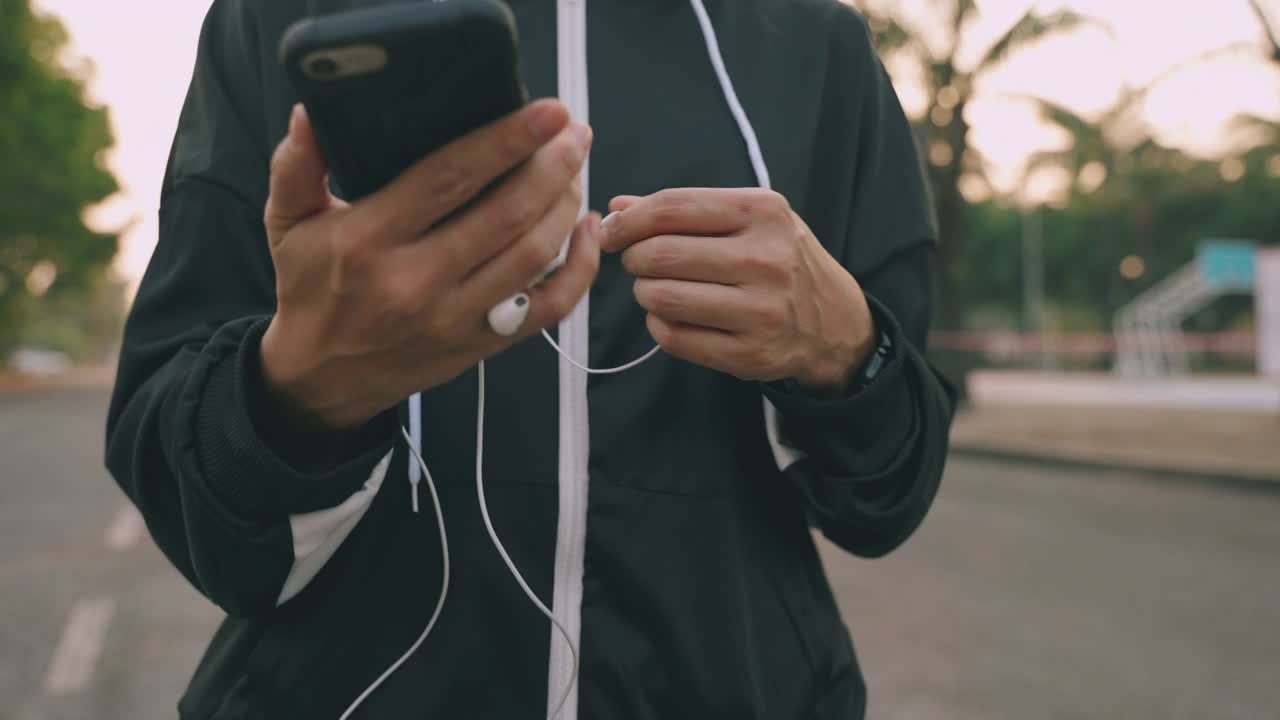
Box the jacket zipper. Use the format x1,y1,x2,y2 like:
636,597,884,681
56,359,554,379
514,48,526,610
550,0,590,718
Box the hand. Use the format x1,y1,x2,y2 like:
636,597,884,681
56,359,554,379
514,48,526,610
602,188,875,394
260,100,602,432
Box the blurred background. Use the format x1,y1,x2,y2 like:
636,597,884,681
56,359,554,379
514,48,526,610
1,0,1277,718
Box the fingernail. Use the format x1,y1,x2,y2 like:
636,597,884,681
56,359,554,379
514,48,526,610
289,103,303,134
572,123,593,149
528,104,563,142
599,213,617,250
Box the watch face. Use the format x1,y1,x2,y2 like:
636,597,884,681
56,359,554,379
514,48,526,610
863,331,893,383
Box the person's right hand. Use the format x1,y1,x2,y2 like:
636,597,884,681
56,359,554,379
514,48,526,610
259,99,601,433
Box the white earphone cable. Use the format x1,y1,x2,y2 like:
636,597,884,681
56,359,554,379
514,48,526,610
340,427,450,720
474,360,579,719
541,329,661,375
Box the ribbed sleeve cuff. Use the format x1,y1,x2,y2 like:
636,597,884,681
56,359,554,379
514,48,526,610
191,317,399,517
760,295,915,473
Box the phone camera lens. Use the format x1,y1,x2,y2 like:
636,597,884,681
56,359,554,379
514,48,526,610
308,57,340,79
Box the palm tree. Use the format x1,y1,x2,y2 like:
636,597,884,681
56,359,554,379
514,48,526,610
1248,0,1280,64
848,0,1097,329
1020,95,1142,193
1019,4,1275,186
1232,0,1280,145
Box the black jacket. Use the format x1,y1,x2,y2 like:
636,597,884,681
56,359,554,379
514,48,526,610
105,0,955,717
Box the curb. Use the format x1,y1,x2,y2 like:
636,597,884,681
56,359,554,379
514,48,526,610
950,445,1280,497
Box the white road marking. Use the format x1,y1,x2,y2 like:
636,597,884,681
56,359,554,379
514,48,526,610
42,596,116,696
103,504,144,552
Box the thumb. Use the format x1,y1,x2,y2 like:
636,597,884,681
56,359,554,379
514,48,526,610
265,104,332,239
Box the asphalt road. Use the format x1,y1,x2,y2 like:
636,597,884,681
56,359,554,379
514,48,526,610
3,388,1278,719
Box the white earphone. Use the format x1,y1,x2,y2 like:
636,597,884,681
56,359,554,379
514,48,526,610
487,291,531,336
487,212,604,337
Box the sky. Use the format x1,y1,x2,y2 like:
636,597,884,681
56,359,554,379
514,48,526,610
30,0,1280,290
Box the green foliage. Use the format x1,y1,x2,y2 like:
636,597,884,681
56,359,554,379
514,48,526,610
17,273,127,361
957,146,1280,333
0,0,120,359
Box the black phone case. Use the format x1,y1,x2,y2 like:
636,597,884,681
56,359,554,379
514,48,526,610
279,0,528,201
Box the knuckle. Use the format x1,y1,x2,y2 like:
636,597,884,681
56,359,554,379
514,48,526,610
515,234,559,278
638,240,679,276
413,145,468,201
621,247,643,275
633,280,671,313
739,344,773,375
739,244,782,277
496,194,540,238
544,289,577,322
748,189,789,221
497,126,534,164
649,284,678,313
645,314,673,347
555,138,585,176
423,304,461,339
429,163,470,206
649,191,688,225
382,275,423,321
632,280,650,308
731,195,756,220
757,302,788,328
330,236,371,284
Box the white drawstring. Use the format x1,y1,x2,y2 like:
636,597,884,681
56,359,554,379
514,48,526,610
688,0,772,191
351,1,773,717
407,392,423,513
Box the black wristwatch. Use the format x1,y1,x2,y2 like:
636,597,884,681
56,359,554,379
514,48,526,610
852,327,894,392
777,326,894,398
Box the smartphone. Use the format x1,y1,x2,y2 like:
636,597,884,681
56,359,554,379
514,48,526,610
279,0,529,202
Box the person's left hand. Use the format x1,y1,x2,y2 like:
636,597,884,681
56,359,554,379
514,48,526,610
602,188,876,395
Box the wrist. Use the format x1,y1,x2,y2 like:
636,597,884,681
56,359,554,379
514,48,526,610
790,294,877,397
259,320,367,433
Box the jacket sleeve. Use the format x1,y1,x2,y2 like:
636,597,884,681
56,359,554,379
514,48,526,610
104,0,397,618
760,7,956,559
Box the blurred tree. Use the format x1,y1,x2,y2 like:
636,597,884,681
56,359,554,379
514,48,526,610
847,0,1095,329
1011,0,1280,329
1015,47,1231,190
0,0,120,360
958,149,1278,336
1230,0,1280,144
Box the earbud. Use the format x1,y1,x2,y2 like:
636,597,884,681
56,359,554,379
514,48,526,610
487,243,572,337
488,292,531,336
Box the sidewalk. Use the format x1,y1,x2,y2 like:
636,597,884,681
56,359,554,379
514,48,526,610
0,367,116,395
4,367,1275,484
950,405,1280,485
